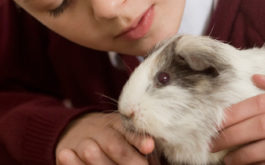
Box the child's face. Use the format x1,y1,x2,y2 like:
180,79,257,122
15,0,185,56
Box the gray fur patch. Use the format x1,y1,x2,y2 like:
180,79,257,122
153,38,233,94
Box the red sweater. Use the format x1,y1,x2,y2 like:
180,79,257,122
0,0,265,164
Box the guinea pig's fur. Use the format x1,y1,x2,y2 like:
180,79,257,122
118,35,265,165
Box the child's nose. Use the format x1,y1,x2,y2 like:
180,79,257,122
90,0,125,20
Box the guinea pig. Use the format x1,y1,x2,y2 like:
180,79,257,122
118,35,265,165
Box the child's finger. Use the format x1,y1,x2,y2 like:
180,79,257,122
221,94,265,129
212,113,265,152
124,132,155,154
57,148,86,165
95,126,148,165
75,138,116,165
252,74,265,89
223,139,265,165
111,118,155,155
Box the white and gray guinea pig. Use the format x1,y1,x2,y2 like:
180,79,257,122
118,35,265,165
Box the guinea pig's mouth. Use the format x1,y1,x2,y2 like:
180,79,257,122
120,114,152,137
120,114,137,131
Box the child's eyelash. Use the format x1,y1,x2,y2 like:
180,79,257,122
49,0,69,17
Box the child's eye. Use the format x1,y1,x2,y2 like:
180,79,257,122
49,0,69,17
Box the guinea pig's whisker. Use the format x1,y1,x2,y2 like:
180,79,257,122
100,100,117,106
208,25,215,37
96,92,118,104
122,61,133,73
101,109,117,113
100,111,120,128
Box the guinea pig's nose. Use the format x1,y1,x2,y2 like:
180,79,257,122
121,111,135,120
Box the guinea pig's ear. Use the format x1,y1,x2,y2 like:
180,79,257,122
177,53,223,77
179,54,211,71
171,35,231,77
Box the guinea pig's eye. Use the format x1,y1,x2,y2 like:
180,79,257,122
156,72,170,86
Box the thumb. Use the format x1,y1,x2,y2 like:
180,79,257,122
111,115,155,155
252,74,265,90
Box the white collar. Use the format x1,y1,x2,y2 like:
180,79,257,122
178,0,218,36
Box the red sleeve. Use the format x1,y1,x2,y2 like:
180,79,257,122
206,0,265,48
0,92,100,165
0,1,123,165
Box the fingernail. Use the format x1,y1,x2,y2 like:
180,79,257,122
141,138,155,154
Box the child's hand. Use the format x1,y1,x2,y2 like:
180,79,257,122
56,113,155,165
253,74,265,89
211,74,265,165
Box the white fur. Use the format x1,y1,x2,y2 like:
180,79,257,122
118,35,265,165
